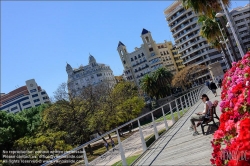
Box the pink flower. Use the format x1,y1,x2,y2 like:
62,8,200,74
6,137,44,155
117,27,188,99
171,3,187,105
214,130,224,140
225,120,235,132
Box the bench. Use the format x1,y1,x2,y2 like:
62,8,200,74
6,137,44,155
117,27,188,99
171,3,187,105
200,101,219,135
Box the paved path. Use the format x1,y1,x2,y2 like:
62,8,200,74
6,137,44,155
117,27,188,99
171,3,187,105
133,88,222,165
90,120,173,165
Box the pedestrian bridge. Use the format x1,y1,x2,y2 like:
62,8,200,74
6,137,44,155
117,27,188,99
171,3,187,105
41,86,221,166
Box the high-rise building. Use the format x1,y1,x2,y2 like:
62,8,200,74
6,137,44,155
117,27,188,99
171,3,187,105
0,79,50,113
117,28,182,86
228,4,250,54
164,1,227,83
66,54,116,94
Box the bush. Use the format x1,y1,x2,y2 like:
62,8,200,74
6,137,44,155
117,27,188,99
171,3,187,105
211,51,250,165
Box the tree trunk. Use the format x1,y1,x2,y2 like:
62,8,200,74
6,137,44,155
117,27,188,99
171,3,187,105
96,130,107,143
87,144,93,155
220,43,232,68
108,134,112,140
219,17,240,62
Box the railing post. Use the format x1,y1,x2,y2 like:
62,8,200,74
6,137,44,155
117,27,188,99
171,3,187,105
180,97,184,114
83,147,88,166
175,99,180,119
137,119,147,152
185,94,188,108
190,92,194,106
116,129,127,166
151,112,159,140
169,103,175,124
191,91,195,104
161,107,169,130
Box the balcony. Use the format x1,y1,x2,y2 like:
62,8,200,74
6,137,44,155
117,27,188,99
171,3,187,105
175,26,200,43
132,60,147,67
181,44,208,59
168,8,193,26
178,38,206,54
166,5,185,22
182,49,214,65
170,13,195,31
172,18,197,37
176,33,200,48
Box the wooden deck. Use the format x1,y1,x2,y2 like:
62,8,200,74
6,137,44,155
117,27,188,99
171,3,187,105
134,88,221,165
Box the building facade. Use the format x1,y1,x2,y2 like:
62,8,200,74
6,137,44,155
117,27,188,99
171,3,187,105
117,28,182,86
66,54,116,93
164,1,227,84
228,4,250,57
0,79,50,113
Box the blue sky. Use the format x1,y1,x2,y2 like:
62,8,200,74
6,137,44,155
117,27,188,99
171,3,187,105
1,1,248,97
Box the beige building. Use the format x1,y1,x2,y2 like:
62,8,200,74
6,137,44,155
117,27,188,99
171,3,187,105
117,28,183,86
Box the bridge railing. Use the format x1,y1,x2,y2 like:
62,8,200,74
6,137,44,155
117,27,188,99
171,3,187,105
41,85,206,166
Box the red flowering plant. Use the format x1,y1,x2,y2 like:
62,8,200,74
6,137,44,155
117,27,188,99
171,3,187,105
211,51,250,166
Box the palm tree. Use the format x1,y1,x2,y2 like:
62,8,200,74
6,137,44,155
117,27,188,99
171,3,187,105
197,14,232,67
140,74,157,98
181,0,230,18
154,68,173,98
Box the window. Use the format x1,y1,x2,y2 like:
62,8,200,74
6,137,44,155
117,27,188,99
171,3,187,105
30,89,37,93
32,94,38,98
145,36,149,43
11,106,18,111
120,50,123,55
123,60,126,64
43,96,48,100
41,92,46,95
23,101,31,106
131,58,134,61
35,104,41,107
149,48,154,52
34,99,40,103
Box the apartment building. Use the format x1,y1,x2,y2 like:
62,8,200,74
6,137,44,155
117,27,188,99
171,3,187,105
164,1,227,84
66,54,116,94
117,28,182,86
0,79,50,113
228,3,250,56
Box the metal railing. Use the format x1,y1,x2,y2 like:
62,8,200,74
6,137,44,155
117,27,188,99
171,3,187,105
41,85,205,166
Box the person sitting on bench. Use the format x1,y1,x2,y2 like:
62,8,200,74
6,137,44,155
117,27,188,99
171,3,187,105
188,94,213,136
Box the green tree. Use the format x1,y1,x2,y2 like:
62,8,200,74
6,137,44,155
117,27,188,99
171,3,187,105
17,104,49,135
172,65,207,90
140,67,173,99
140,74,157,98
181,0,230,18
14,130,72,151
0,111,28,157
154,67,173,98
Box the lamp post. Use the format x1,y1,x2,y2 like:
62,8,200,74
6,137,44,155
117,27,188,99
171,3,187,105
217,22,234,63
220,51,230,69
219,43,230,69
217,0,245,58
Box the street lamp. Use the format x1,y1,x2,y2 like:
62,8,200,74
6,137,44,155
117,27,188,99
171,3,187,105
217,22,235,63
220,51,230,69
216,0,245,58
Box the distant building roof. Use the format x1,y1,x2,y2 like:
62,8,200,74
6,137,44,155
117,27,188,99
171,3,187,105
118,41,125,48
141,28,149,35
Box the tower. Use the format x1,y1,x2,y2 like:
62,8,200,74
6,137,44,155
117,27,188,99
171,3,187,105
89,54,97,67
140,28,158,58
117,41,129,68
66,63,73,75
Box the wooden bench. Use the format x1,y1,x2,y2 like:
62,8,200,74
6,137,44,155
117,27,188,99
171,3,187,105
200,105,219,135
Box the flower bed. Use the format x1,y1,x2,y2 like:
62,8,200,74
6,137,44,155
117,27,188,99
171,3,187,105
211,51,250,166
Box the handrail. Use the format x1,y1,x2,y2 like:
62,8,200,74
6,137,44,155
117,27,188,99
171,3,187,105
41,85,204,166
